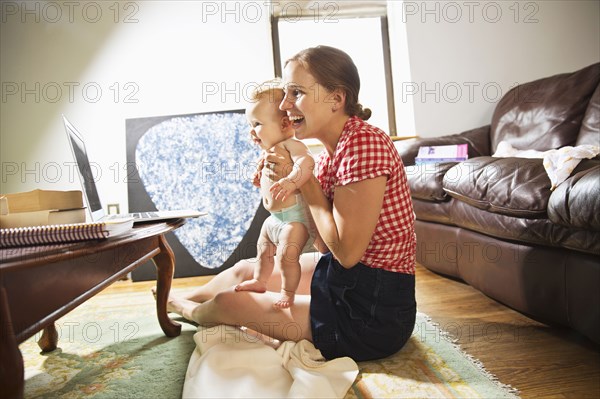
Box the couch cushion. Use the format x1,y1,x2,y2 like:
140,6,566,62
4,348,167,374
443,157,551,218
490,63,600,153
576,83,600,146
412,198,454,224
548,165,600,230
448,200,600,256
405,162,457,202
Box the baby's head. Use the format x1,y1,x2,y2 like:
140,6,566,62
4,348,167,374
246,79,294,149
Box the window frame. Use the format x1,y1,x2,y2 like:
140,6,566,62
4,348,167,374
270,14,398,136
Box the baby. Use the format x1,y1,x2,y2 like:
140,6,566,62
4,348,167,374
235,80,318,308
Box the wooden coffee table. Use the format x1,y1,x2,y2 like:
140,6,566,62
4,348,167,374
0,220,186,399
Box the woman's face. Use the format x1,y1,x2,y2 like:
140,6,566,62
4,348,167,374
280,61,336,140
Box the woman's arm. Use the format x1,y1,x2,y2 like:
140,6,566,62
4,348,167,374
264,150,386,267
312,233,329,254
300,174,387,268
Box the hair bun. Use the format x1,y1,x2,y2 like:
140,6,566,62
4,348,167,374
356,104,372,121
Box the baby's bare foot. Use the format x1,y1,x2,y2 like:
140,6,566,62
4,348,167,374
235,279,267,293
274,289,295,309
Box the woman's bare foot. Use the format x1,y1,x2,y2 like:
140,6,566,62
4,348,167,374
151,286,175,314
153,287,198,319
235,278,267,293
273,289,295,309
164,293,201,322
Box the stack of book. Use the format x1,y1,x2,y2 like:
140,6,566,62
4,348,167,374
0,189,86,228
0,189,133,248
415,144,469,164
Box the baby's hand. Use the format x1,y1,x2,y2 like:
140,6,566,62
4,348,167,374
270,178,297,201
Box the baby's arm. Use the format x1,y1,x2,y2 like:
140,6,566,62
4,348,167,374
270,139,314,201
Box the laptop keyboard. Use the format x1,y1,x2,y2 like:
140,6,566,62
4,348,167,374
130,212,159,219
105,212,159,220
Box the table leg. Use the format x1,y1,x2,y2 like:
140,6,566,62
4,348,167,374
37,324,59,352
152,234,182,337
0,286,24,399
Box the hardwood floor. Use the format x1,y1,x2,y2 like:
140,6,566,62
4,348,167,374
106,264,600,398
414,264,600,399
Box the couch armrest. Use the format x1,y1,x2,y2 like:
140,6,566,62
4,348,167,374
395,125,492,166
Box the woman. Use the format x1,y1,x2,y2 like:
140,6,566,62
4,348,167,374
166,45,416,361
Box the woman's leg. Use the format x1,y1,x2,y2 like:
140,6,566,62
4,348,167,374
166,218,321,313
176,248,320,305
168,288,313,342
179,258,255,303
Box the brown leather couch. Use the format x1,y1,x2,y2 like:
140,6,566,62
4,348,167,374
395,63,600,344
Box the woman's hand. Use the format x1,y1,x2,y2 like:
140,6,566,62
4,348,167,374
264,148,294,182
252,155,265,188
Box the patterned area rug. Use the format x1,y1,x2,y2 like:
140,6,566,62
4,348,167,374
22,290,519,398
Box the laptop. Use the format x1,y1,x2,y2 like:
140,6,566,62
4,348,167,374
63,115,206,224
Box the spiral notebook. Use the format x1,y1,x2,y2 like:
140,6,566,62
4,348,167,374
0,218,133,248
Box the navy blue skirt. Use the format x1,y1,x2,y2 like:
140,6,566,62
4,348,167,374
310,253,416,361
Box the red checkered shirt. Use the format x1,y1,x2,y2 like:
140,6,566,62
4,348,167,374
316,116,416,274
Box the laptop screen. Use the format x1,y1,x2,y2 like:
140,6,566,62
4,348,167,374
63,116,104,220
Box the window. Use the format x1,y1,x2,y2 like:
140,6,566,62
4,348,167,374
271,1,398,136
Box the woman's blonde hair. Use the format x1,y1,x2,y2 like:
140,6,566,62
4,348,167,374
285,46,372,120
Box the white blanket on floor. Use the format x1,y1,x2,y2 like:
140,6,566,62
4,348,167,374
182,325,358,399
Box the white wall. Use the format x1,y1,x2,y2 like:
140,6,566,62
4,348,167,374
399,0,600,137
1,1,273,211
2,0,599,210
